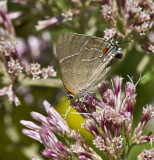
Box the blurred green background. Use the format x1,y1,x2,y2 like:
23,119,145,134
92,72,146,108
0,0,153,160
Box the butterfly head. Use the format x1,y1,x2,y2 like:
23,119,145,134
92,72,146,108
67,91,75,100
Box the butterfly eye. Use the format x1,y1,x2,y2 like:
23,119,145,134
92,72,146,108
115,48,123,59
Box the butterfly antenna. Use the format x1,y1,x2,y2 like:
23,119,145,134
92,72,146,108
116,35,134,45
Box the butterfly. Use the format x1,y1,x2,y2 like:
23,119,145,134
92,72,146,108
56,33,123,99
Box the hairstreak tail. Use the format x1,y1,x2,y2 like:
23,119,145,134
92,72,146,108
56,33,123,99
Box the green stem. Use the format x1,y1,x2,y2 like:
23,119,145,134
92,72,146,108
125,143,136,160
80,3,86,33
20,78,62,88
126,138,130,148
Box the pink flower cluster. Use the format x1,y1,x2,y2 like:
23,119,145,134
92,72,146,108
0,1,57,106
71,76,154,159
21,76,154,159
21,101,101,160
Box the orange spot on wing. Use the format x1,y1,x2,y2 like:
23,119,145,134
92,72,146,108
103,48,108,54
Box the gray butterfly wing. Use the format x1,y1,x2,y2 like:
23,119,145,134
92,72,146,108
56,33,92,94
72,37,115,91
